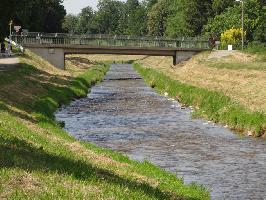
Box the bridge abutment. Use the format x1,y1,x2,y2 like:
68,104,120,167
28,47,65,70
173,51,198,66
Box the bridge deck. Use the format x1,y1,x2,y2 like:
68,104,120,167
12,33,210,50
11,33,210,69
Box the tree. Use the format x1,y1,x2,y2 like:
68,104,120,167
62,14,79,34
0,0,28,38
77,6,94,34
42,0,66,32
125,0,148,35
0,0,66,39
204,0,266,42
143,0,158,10
93,0,125,34
211,0,235,15
147,0,171,36
165,0,212,38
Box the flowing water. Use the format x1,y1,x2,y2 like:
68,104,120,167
55,64,266,200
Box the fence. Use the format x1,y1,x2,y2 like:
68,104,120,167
12,33,210,49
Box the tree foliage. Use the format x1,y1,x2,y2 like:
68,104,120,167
0,0,66,39
62,14,79,34
93,0,125,34
147,0,171,36
1,0,264,43
125,0,148,35
205,0,266,42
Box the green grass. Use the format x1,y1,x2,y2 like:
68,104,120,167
0,52,209,199
134,64,266,137
244,43,266,62
201,44,266,71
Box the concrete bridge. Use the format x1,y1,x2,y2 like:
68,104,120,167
12,33,210,69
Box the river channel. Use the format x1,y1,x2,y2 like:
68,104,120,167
55,64,266,199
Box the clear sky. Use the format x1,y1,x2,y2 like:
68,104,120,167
63,0,98,14
63,0,126,15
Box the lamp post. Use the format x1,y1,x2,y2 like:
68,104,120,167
9,20,13,39
236,0,244,50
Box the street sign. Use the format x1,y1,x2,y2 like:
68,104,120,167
14,26,22,32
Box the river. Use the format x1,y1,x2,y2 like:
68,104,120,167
55,64,266,199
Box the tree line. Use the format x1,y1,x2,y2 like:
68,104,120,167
0,0,264,43
0,0,66,39
63,0,265,43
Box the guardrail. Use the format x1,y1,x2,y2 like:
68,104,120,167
12,33,211,50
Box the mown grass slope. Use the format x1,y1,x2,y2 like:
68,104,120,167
135,50,266,113
134,61,266,137
0,51,209,199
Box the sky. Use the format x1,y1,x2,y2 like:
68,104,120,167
63,0,98,14
63,0,126,15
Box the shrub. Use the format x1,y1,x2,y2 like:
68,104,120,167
221,28,245,49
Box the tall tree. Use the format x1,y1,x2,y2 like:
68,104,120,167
204,0,266,42
211,0,235,15
62,14,79,34
0,0,28,38
125,0,148,35
93,0,125,34
143,0,158,10
77,6,94,34
147,0,171,36
165,0,212,37
0,0,66,38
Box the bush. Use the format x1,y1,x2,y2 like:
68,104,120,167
221,28,245,49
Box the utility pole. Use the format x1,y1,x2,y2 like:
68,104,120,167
236,0,244,50
241,0,244,50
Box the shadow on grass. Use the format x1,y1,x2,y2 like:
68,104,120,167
0,62,106,121
0,102,37,123
0,136,182,200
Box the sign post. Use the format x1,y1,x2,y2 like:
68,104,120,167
9,20,13,38
8,20,13,55
14,26,21,33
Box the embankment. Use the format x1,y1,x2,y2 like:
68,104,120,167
0,50,209,199
134,50,266,137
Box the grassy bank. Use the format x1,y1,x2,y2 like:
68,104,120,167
244,43,266,62
203,46,266,71
135,51,266,114
134,64,266,137
0,51,209,199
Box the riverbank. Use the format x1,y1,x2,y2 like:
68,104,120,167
135,50,266,113
134,50,266,137
0,51,209,199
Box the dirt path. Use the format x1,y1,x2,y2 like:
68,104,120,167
207,50,236,59
0,56,20,71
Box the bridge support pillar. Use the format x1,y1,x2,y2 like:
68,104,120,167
27,47,65,70
173,51,198,66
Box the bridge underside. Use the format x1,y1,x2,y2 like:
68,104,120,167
25,45,202,70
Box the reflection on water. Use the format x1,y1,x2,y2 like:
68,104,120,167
55,64,266,200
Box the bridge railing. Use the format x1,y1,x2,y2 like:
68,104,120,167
11,33,210,49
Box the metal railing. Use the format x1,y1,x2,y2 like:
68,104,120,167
12,32,211,49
